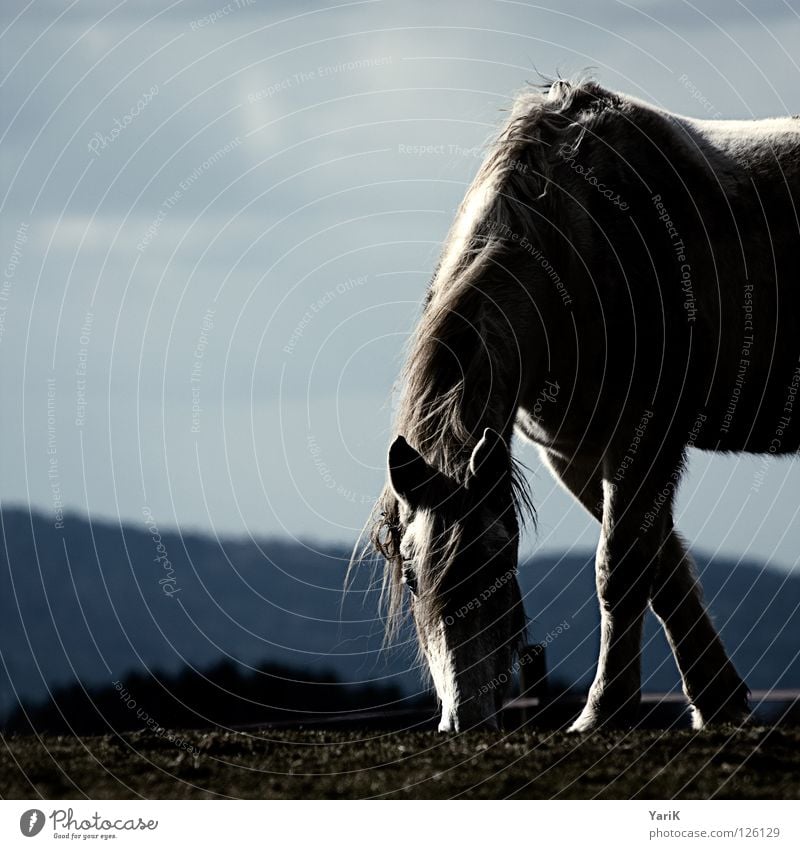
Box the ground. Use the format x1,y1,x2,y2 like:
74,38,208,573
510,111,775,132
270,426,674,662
2,725,799,799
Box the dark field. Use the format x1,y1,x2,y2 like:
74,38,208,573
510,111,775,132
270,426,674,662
2,725,799,799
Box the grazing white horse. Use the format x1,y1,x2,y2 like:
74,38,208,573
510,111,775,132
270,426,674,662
370,79,800,732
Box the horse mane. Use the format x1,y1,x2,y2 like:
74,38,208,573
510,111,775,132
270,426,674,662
367,75,620,633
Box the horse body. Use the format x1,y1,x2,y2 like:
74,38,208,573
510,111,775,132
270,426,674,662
372,79,800,732
518,92,800,457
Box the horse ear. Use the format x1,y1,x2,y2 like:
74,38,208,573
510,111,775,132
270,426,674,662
468,428,510,493
388,435,441,510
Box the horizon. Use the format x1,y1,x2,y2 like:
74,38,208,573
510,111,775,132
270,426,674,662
2,502,796,575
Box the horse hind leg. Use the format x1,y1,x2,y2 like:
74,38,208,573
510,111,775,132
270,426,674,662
650,532,750,729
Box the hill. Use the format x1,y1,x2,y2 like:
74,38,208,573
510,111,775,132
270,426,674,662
1,507,798,724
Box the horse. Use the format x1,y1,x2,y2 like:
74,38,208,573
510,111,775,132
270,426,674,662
368,77,800,733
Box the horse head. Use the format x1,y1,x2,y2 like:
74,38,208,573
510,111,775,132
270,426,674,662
376,428,525,731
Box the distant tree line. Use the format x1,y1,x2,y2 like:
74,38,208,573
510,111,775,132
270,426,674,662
4,659,428,735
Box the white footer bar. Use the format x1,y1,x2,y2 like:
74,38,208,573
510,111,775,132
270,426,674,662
1,799,796,848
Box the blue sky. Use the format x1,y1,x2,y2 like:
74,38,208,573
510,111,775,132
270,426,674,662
1,0,799,570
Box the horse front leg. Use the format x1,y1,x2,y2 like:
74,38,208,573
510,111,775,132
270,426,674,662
568,474,669,732
542,447,662,730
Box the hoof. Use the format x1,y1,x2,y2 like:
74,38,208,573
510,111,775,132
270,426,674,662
690,683,751,730
567,702,638,733
690,704,751,730
567,711,602,733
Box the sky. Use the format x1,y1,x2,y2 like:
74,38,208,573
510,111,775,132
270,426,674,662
1,0,799,570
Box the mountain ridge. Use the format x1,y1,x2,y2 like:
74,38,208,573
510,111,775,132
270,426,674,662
1,506,798,721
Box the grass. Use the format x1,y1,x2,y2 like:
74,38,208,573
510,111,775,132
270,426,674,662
2,724,799,799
